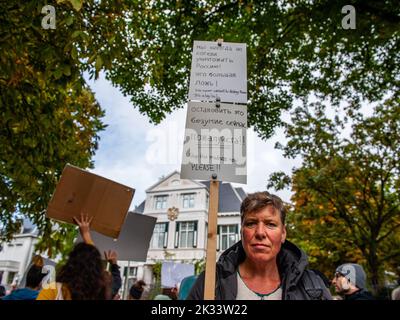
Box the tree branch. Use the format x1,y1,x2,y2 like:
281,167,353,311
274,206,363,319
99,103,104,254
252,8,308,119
376,223,400,243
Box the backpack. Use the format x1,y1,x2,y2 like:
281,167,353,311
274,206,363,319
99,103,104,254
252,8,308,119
301,270,329,300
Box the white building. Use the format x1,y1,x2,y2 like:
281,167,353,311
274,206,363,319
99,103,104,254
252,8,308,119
118,171,246,296
0,219,39,288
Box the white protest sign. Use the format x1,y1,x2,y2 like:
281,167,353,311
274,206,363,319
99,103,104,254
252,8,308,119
161,262,195,288
188,41,247,104
180,101,247,184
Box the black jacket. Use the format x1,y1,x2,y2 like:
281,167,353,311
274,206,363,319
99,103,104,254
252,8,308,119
188,240,332,300
110,263,122,298
343,289,374,300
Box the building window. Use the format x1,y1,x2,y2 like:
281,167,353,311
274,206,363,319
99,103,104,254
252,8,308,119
7,272,16,285
150,222,169,249
175,221,197,248
124,266,138,277
218,225,239,251
155,195,168,209
183,194,195,208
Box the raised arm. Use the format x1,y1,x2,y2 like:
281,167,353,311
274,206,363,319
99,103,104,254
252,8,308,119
73,214,94,245
104,250,122,298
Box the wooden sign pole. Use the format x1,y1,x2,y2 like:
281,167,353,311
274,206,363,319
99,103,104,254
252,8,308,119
204,174,220,300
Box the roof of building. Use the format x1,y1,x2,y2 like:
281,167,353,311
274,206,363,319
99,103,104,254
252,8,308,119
135,177,245,214
235,187,247,201
135,200,146,214
136,171,247,214
199,181,243,213
145,170,181,192
21,218,38,235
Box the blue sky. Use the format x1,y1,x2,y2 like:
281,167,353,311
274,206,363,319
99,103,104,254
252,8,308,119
86,75,301,209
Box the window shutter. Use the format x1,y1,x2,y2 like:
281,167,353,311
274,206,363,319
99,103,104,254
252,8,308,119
193,222,198,248
163,222,169,248
235,224,239,242
217,225,220,251
174,222,180,248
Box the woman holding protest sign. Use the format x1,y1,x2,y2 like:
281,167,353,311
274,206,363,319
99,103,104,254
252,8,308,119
188,192,332,300
37,215,119,300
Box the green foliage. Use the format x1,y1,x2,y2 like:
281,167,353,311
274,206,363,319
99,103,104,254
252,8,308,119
104,0,399,139
269,96,400,293
194,258,206,275
147,277,162,300
0,1,108,257
152,261,162,282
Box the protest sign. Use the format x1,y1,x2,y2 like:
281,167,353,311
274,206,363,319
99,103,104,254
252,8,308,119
76,212,156,261
185,39,248,300
161,262,195,288
47,164,134,238
189,41,247,103
181,101,247,184
189,40,247,104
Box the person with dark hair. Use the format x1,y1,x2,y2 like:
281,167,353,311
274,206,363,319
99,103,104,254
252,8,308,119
37,215,114,300
2,256,46,300
129,280,146,300
188,191,332,300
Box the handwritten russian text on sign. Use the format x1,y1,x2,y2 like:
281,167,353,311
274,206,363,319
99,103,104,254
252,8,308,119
188,41,247,104
181,101,247,184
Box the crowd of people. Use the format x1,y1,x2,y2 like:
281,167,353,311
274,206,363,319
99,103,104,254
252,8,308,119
0,192,398,300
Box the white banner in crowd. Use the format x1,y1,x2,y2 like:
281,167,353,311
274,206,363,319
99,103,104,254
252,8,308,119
161,262,195,288
188,41,247,104
181,101,247,184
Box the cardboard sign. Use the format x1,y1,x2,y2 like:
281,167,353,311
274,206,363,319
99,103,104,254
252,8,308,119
180,101,247,184
46,164,135,238
188,41,247,104
161,262,195,288
76,212,156,261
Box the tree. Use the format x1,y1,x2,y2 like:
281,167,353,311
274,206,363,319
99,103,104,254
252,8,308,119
105,0,399,138
0,0,111,255
268,96,400,294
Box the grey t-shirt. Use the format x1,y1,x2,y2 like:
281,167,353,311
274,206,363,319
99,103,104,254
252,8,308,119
236,272,282,300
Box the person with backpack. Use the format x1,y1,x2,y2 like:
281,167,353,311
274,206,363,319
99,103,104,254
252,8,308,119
188,192,332,300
